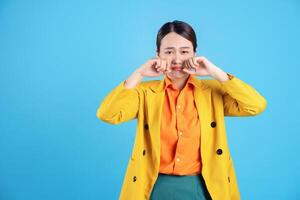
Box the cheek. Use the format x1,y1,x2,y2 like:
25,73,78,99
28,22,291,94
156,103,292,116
159,54,172,59
185,54,194,59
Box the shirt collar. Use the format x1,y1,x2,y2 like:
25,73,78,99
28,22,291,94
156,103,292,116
163,75,196,90
150,74,209,93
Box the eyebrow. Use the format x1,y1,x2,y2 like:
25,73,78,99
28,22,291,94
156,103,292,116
164,46,191,50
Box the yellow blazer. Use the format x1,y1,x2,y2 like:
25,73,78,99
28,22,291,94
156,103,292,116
96,73,267,200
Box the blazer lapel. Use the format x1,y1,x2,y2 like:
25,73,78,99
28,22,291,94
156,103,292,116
147,79,165,168
193,82,212,150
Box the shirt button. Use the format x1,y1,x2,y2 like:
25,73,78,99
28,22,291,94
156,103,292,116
177,105,181,109
179,131,183,136
176,158,180,162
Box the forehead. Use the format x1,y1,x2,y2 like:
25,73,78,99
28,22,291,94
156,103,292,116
160,32,193,49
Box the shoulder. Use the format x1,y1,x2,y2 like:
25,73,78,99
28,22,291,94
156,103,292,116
135,79,162,90
201,79,220,88
134,78,225,93
200,79,225,94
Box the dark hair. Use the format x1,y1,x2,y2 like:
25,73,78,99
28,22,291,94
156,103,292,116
156,20,197,53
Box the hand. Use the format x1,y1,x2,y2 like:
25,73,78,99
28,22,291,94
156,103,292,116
137,57,171,77
182,56,229,82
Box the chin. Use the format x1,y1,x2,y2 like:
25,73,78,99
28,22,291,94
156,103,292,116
166,71,189,80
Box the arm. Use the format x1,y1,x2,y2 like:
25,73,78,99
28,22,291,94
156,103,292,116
220,73,267,116
183,56,267,116
96,56,177,123
180,56,267,116
96,70,143,124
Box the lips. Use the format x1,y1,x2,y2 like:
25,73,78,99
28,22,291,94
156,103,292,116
171,66,183,71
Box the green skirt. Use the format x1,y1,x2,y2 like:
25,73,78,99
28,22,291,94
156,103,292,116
149,173,212,200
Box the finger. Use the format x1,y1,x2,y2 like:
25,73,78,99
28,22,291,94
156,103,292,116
158,59,168,73
185,59,193,69
196,56,205,65
190,65,197,73
158,59,165,69
182,68,195,75
182,60,189,69
188,58,197,69
192,57,200,68
155,59,162,71
152,59,158,68
167,60,171,72
162,59,167,72
164,60,170,72
158,59,162,68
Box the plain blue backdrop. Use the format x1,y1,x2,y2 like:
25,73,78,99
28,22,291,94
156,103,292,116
1,0,299,199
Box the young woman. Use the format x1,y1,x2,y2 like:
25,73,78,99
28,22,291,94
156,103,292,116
97,20,267,200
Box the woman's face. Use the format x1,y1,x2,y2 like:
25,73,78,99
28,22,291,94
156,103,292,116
157,32,195,81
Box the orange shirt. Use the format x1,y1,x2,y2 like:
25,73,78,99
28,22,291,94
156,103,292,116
159,75,202,175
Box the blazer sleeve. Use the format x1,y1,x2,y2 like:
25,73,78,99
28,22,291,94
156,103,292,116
220,73,267,116
96,80,140,124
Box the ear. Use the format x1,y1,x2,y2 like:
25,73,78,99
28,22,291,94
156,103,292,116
156,51,159,58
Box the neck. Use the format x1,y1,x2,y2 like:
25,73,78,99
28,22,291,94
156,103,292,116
171,75,190,90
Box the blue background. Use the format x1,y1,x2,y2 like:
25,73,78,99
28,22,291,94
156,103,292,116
1,0,299,199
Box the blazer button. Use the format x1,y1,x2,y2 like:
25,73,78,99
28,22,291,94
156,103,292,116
133,176,137,182
211,121,216,128
216,148,223,155
143,149,146,156
228,176,231,183
144,124,149,130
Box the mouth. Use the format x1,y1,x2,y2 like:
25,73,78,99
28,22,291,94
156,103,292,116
171,66,183,71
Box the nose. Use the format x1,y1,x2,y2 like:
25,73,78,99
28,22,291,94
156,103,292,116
172,52,184,66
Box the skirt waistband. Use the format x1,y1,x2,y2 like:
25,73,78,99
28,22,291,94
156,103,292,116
157,173,205,184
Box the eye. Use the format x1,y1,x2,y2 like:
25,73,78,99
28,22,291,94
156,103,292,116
165,51,172,54
182,51,189,54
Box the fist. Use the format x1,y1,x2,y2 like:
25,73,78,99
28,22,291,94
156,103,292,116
137,58,171,77
182,56,216,77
